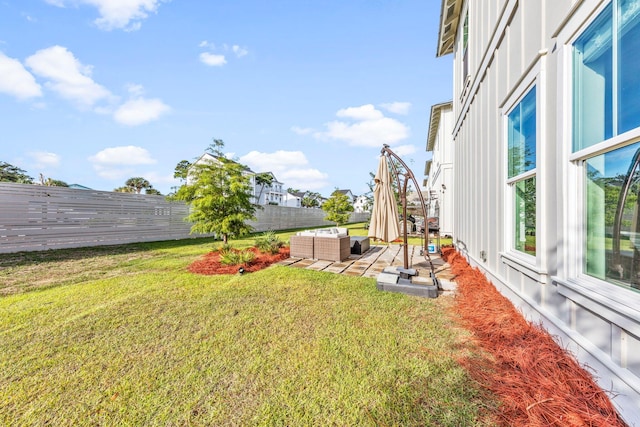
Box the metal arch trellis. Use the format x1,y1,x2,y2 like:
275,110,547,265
611,146,640,286
380,145,438,282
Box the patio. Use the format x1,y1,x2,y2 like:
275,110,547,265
280,244,455,285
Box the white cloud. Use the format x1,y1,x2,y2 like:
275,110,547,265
114,97,170,125
126,83,145,97
199,42,248,66
89,145,156,166
390,144,417,157
0,52,42,100
239,150,330,191
25,45,112,108
199,52,226,67
28,151,61,168
232,45,248,58
291,126,314,135
336,104,384,121
142,170,176,186
280,169,330,191
45,0,167,31
380,102,411,115
316,104,409,147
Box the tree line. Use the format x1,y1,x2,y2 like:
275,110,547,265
0,161,161,194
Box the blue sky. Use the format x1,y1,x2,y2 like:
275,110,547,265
0,0,452,196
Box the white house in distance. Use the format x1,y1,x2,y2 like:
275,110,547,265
254,172,285,206
191,154,286,206
425,101,454,237
283,190,305,208
437,0,640,421
353,194,372,213
334,189,355,202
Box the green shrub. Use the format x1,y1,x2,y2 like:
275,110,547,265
255,230,284,254
220,249,256,266
216,243,234,255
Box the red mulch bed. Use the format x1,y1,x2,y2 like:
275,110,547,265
441,247,627,427
188,247,290,275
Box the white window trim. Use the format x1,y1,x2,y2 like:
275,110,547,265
560,0,640,293
501,57,545,269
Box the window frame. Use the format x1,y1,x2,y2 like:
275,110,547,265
502,67,542,265
567,0,640,293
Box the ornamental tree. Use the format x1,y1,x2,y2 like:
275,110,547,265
322,190,354,226
171,141,256,244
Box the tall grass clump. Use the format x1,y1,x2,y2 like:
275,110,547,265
255,230,285,254
219,249,256,266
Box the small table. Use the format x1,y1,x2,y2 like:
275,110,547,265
350,236,370,255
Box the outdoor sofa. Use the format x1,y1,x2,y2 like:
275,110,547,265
290,228,351,262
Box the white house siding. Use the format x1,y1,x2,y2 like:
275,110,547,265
441,0,640,421
426,103,454,237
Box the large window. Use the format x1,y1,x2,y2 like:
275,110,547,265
577,0,640,291
585,143,640,290
573,0,640,151
508,87,537,256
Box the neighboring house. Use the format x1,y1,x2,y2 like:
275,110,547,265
68,184,92,190
437,0,640,420
335,189,355,203
284,191,305,208
254,172,285,206
284,191,325,208
424,101,454,237
353,194,372,213
190,153,285,206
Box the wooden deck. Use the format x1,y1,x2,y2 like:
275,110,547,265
279,244,445,278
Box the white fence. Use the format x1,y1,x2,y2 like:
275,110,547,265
249,205,369,233
0,183,370,253
0,183,194,253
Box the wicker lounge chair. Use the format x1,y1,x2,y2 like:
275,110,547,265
313,235,351,262
289,235,314,259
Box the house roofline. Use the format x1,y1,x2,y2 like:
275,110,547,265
427,101,453,151
436,0,464,57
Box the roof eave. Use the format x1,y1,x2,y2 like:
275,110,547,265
436,0,464,57
426,101,453,151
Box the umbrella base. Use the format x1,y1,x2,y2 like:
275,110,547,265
376,267,438,298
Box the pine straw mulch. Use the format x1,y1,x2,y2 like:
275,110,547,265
188,247,290,275
441,247,627,427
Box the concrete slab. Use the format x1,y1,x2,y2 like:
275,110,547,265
376,272,399,284
376,277,438,298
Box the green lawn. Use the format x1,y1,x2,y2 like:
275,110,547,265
0,227,494,426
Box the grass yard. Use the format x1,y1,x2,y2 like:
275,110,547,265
0,229,495,426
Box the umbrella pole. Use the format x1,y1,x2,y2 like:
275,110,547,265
402,173,409,270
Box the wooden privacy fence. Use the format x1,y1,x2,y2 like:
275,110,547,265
0,183,371,253
0,183,193,253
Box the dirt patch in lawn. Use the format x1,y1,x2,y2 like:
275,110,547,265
188,247,290,275
441,247,627,427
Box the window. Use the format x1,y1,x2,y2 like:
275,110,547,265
576,0,640,291
508,87,537,256
573,0,640,151
462,11,469,83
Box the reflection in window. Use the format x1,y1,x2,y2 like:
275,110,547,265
573,0,640,151
515,177,536,255
508,86,536,256
586,142,640,291
508,88,537,178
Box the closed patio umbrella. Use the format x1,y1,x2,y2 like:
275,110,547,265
368,154,400,242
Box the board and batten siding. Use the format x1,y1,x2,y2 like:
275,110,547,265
448,0,640,421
